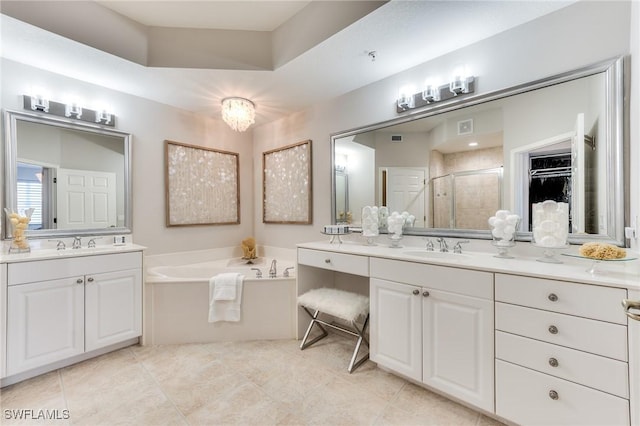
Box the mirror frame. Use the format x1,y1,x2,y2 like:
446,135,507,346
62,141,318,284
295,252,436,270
3,109,133,239
331,56,626,245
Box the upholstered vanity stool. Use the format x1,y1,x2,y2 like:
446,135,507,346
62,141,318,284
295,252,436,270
297,287,370,373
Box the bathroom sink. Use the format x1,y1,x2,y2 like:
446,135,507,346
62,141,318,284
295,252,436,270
402,250,472,260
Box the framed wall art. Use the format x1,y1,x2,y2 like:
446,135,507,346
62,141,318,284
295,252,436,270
165,140,240,226
263,140,312,224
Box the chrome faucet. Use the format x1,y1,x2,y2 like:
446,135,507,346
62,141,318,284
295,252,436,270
283,267,294,277
425,239,435,251
269,259,277,278
250,268,262,279
453,240,470,254
436,237,449,252
72,236,82,249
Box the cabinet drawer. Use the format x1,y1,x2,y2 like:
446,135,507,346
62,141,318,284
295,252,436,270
8,252,143,285
496,331,629,398
370,258,492,300
496,303,628,361
297,248,368,276
496,360,629,426
495,274,627,324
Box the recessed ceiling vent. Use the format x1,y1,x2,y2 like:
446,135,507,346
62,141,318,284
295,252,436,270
391,135,403,142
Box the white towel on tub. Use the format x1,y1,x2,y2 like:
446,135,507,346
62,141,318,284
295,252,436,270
208,273,244,322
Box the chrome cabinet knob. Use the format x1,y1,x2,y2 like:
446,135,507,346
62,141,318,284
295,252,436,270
87,277,94,283
412,289,420,295
423,291,430,297
548,293,558,302
324,259,331,263
76,278,84,284
548,325,558,334
548,357,559,367
549,390,559,400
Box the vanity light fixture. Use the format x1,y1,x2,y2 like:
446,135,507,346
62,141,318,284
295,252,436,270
396,68,476,113
65,102,83,119
95,109,112,125
29,95,49,113
22,95,116,127
422,84,440,103
221,97,255,132
397,85,416,110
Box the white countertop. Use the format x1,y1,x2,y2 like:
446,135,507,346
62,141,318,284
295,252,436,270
0,243,146,264
297,240,640,291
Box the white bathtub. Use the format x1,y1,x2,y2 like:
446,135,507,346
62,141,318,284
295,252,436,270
145,257,297,345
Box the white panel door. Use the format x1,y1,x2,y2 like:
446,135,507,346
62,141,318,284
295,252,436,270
56,168,116,229
370,278,422,381
385,167,426,227
423,288,494,412
85,269,142,352
7,277,84,375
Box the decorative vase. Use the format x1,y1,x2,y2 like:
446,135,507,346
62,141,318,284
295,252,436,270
531,200,569,263
488,210,520,258
5,208,34,253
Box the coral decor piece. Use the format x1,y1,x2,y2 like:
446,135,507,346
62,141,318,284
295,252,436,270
5,208,34,253
241,237,257,260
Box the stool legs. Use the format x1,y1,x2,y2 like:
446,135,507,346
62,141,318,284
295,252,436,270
348,314,369,373
300,308,328,350
299,306,370,373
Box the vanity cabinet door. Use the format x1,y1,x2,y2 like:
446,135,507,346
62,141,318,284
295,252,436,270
85,268,142,352
370,278,422,381
7,277,85,375
422,288,494,412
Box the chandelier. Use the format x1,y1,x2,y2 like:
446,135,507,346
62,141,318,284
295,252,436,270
221,97,255,132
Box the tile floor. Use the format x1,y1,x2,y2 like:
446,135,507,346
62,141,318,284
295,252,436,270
1,334,506,425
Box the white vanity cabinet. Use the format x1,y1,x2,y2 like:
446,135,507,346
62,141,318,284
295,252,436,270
4,252,142,378
495,273,630,426
370,258,494,412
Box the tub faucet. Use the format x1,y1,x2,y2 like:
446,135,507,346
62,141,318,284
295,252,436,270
269,259,277,278
436,237,449,252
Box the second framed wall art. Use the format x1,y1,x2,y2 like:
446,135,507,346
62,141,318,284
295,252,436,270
263,140,312,224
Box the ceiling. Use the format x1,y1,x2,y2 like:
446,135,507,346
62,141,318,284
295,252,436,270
0,1,576,127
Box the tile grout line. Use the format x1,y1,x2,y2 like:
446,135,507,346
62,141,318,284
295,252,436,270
131,345,190,425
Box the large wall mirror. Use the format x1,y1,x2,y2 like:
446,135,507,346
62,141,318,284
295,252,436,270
331,57,625,245
3,110,132,239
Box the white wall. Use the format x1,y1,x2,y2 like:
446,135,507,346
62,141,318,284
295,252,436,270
253,0,634,250
1,59,255,255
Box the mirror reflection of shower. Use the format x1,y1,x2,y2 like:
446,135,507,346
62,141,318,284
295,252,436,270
431,167,503,230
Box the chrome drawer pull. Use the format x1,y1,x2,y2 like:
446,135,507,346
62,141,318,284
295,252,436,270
324,259,331,263
548,325,558,334
412,289,420,295
548,293,558,302
548,357,559,367
76,278,84,284
423,291,430,297
622,299,640,321
549,390,559,400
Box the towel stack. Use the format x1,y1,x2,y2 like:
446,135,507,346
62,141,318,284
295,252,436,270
208,272,244,322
